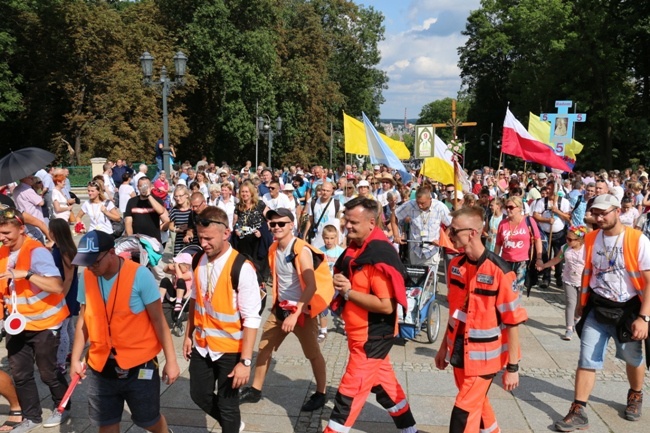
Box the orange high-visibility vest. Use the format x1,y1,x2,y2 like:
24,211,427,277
0,237,68,331
580,226,645,306
193,251,243,353
84,259,161,371
445,251,528,376
268,238,333,318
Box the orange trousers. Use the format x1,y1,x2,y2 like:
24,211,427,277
323,338,416,433
450,367,500,433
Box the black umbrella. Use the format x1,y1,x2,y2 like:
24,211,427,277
0,147,56,185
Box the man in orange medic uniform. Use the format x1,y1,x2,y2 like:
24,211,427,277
435,207,527,433
324,197,418,433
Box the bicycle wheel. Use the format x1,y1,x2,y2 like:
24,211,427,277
426,300,441,343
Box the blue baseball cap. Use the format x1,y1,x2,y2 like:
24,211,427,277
72,230,115,267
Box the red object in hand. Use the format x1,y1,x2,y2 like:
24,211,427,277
278,300,305,326
74,221,85,234
58,363,86,413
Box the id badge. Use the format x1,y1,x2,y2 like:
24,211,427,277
452,309,467,323
420,230,427,237
138,369,154,380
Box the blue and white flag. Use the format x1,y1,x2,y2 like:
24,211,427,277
362,112,411,181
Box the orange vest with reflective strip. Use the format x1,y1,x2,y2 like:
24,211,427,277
445,251,528,376
0,237,69,331
580,226,645,306
268,238,333,318
193,251,243,353
84,259,161,371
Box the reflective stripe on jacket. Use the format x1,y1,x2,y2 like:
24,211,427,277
581,226,645,306
445,250,528,376
0,237,68,331
193,251,243,353
85,259,161,371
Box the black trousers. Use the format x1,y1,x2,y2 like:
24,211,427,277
7,329,69,422
189,348,241,433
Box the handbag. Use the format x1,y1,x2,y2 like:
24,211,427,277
307,198,334,242
105,200,125,238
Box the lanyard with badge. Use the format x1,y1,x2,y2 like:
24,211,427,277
5,271,27,335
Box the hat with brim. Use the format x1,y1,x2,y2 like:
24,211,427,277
357,180,370,188
173,252,193,265
379,173,396,185
537,173,547,180
266,208,294,222
283,184,295,191
591,194,620,211
72,230,115,267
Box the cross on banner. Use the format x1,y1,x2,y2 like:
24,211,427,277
540,100,586,157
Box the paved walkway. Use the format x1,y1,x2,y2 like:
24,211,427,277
3,271,648,433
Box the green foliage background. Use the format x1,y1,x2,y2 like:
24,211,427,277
0,0,387,168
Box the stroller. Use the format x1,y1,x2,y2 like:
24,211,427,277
397,263,441,344
163,244,204,336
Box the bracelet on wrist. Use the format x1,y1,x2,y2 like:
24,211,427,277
506,363,519,373
343,290,350,301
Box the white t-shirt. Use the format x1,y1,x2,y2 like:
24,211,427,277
51,188,70,221
532,197,571,233
275,240,311,303
81,200,116,234
308,198,340,249
262,192,292,211
216,196,237,230
589,230,650,302
118,184,135,214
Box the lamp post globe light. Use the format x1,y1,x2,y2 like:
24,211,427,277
140,50,187,176
257,114,282,169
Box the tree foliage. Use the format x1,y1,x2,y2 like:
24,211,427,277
457,0,650,170
0,0,387,170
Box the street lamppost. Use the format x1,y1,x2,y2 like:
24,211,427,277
480,122,494,169
329,122,343,172
257,114,282,169
140,50,187,177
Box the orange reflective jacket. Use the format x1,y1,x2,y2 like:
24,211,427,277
0,237,68,331
193,251,243,353
581,226,645,306
84,259,161,371
445,250,528,376
268,238,333,318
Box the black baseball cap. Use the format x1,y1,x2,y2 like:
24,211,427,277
266,208,294,222
72,230,115,267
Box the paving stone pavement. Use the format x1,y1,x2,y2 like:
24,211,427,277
4,232,649,432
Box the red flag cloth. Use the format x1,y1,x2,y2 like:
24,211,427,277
502,108,572,172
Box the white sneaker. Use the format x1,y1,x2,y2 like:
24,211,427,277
240,420,245,432
43,409,70,428
12,420,42,433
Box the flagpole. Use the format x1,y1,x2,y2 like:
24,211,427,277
498,150,503,170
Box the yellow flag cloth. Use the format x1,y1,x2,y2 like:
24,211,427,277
528,112,584,160
343,112,410,160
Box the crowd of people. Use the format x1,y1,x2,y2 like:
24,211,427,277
0,156,649,433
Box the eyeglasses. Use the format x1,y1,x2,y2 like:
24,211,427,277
0,208,24,225
593,207,617,219
505,205,518,210
269,221,290,228
446,190,455,194
90,251,109,268
449,227,475,237
196,218,228,228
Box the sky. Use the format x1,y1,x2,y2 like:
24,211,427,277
362,0,481,120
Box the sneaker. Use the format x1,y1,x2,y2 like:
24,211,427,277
239,421,245,432
174,302,182,312
540,280,550,290
301,392,326,411
554,403,589,432
43,410,70,428
12,420,42,433
625,389,643,421
562,329,573,341
317,332,327,343
239,386,262,404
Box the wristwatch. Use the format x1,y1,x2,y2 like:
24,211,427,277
240,358,252,367
638,314,650,323
25,270,35,281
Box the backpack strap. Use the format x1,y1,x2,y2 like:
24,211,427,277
230,252,247,293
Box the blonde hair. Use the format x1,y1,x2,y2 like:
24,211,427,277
237,180,260,211
505,196,523,209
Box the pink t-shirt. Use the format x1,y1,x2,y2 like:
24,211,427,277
496,217,540,262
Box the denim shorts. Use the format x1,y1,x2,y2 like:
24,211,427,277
578,310,644,370
87,364,161,428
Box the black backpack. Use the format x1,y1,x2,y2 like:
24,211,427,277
192,251,267,315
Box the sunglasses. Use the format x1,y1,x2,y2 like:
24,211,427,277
88,181,100,188
505,205,518,210
0,208,24,225
346,186,355,190
268,187,277,191
372,182,379,185
446,190,454,194
449,227,475,237
269,221,290,228
196,218,228,228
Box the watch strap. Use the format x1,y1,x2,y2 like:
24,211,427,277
25,270,35,281
638,314,650,323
